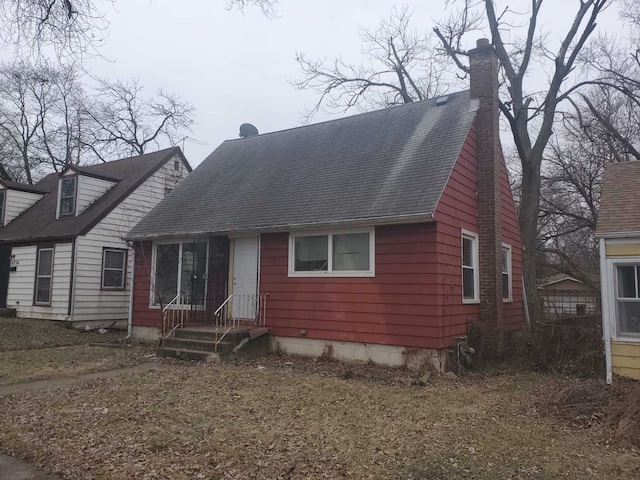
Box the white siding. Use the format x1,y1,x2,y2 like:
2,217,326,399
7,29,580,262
6,244,72,321
3,189,44,225
76,175,116,215
71,156,187,322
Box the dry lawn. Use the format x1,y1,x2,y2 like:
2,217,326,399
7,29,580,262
0,358,638,480
0,317,127,351
0,317,151,386
0,345,151,386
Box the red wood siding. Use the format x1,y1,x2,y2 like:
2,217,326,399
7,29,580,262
260,223,447,350
433,121,525,346
499,152,525,330
131,241,162,328
433,122,481,345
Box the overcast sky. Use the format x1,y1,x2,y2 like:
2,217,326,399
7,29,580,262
85,1,621,168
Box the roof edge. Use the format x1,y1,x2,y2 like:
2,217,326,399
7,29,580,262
126,212,434,241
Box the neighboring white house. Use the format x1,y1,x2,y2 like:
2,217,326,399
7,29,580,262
0,147,190,328
597,161,640,382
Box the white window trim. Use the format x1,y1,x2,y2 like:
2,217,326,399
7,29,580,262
0,188,5,227
288,227,375,278
101,248,126,290
149,238,209,309
612,260,640,340
461,229,480,304
35,247,54,306
502,243,513,303
57,176,77,218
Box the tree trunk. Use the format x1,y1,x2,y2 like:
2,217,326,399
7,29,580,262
22,150,32,185
519,159,541,320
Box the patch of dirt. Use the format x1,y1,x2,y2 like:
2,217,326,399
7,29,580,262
0,345,152,386
0,362,638,479
0,318,127,352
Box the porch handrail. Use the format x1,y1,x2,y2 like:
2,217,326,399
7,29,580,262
163,293,182,312
161,293,187,340
214,294,233,318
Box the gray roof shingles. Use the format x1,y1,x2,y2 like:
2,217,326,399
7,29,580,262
596,161,640,236
0,147,186,245
128,90,477,239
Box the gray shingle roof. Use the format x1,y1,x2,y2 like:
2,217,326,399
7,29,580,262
596,161,640,236
0,147,188,245
127,90,477,239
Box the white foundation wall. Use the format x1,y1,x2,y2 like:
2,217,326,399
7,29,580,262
71,157,187,324
272,336,448,372
7,244,72,320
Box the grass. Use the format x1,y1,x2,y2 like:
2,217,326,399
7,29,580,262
0,360,638,480
0,345,151,386
0,317,127,351
0,317,151,386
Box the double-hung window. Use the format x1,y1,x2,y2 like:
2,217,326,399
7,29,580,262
59,177,76,216
0,189,5,226
616,264,640,337
462,231,479,303
502,244,512,302
153,240,208,307
35,247,54,305
289,229,374,277
102,248,127,290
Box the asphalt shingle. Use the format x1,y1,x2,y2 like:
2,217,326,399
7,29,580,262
127,90,477,239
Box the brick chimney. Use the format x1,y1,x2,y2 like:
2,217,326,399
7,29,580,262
469,38,503,327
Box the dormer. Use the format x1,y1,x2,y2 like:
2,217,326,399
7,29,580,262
0,180,47,227
56,166,117,219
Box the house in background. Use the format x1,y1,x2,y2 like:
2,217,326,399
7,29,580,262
0,147,190,328
126,39,525,371
597,161,640,382
538,273,599,318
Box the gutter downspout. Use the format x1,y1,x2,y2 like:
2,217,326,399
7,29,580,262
599,238,613,384
126,242,135,339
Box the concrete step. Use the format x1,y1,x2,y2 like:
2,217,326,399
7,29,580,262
174,327,250,343
162,337,236,354
156,347,221,362
0,308,16,318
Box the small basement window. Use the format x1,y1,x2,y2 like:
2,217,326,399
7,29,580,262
289,229,374,277
462,231,479,303
59,177,76,216
102,248,127,290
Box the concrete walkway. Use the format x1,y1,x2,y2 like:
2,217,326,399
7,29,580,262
0,362,172,478
0,362,166,396
0,454,60,479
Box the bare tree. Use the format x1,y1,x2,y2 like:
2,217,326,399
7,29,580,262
83,78,195,161
0,0,111,58
0,1,276,58
434,0,612,313
292,6,452,120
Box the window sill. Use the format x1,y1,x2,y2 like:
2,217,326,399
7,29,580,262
503,299,513,304
101,287,125,292
462,298,480,304
612,336,640,344
288,271,375,278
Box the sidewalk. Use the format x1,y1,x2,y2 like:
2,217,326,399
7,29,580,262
0,362,165,397
0,454,60,479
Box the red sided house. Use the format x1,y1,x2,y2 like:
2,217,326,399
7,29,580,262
126,41,525,371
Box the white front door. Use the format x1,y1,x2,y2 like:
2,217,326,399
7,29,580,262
232,236,259,319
